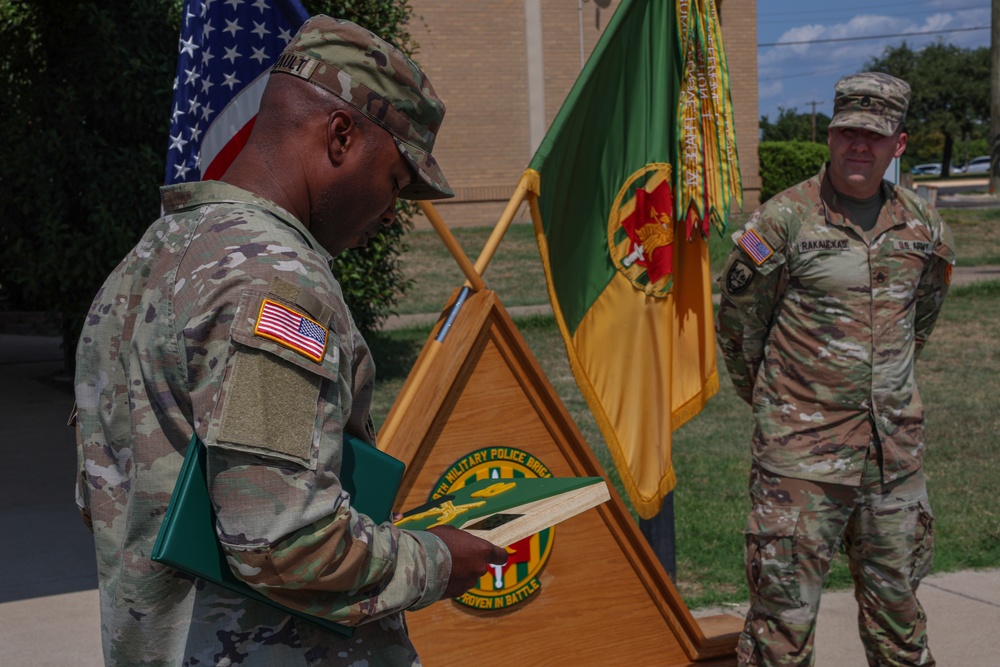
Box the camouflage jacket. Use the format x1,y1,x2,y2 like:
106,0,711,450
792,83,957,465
716,165,955,485
75,181,450,666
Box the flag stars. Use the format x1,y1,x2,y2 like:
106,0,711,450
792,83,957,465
171,104,182,122
174,162,192,180
200,76,214,94
201,47,215,66
189,125,203,143
250,46,267,64
201,102,214,121
188,97,202,114
169,132,189,153
278,27,292,44
224,0,244,9
178,35,198,57
222,71,240,90
184,67,200,85
251,21,270,39
252,0,269,12
223,45,241,63
202,20,215,39
223,18,242,37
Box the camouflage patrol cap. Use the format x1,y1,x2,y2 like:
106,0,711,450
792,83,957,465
829,72,910,136
272,15,453,200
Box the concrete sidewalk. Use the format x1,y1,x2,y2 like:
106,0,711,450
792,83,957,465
2,334,998,665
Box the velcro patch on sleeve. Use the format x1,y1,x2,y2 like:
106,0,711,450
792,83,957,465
738,228,774,266
254,298,328,363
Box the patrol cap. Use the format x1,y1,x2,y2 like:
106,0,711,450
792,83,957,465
272,15,453,200
828,72,910,137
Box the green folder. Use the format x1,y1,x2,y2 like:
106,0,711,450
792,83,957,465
152,432,405,638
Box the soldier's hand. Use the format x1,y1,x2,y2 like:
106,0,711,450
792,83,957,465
428,525,508,598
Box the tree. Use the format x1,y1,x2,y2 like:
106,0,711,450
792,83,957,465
0,0,416,369
867,41,991,177
760,107,831,143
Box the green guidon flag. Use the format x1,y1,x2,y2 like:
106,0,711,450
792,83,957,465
523,0,741,518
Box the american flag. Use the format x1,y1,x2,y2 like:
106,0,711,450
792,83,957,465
254,299,329,362
165,0,309,185
738,228,773,266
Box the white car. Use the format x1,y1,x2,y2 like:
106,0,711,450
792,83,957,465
910,163,941,176
964,156,991,174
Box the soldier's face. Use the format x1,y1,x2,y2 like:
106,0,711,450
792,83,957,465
827,127,907,199
313,122,413,256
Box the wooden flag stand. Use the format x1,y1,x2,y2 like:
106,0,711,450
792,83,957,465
376,202,740,665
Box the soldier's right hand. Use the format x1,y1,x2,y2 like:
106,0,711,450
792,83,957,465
428,525,508,598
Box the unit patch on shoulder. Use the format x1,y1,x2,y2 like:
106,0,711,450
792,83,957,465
254,298,328,363
726,259,755,294
738,228,774,266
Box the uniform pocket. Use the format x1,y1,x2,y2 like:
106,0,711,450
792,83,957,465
909,498,935,587
745,506,803,613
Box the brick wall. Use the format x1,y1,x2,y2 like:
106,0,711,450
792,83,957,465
408,0,758,226
719,0,761,209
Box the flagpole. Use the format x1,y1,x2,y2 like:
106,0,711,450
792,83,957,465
472,172,534,277
381,180,530,450
417,201,486,291
639,496,677,580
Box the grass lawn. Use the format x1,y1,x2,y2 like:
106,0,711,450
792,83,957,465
375,206,1000,610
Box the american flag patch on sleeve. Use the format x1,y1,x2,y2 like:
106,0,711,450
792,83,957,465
253,299,328,363
738,228,774,266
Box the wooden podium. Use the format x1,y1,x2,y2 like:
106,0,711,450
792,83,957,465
379,286,740,666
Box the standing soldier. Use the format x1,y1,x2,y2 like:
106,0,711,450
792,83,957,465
74,16,506,666
716,72,954,666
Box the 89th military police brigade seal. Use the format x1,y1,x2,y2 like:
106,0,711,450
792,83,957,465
429,447,556,610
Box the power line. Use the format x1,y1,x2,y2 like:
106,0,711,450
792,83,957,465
759,25,988,47
759,63,868,82
761,5,988,27
759,1,985,19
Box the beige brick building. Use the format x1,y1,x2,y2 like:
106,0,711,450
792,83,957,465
408,0,760,227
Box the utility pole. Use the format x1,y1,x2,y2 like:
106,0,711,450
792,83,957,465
806,100,821,142
991,0,999,195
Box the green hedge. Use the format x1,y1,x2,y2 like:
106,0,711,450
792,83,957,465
758,141,829,202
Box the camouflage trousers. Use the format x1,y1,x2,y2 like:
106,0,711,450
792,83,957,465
738,447,935,667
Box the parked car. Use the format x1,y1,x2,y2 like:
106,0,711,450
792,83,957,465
910,163,941,176
964,156,991,174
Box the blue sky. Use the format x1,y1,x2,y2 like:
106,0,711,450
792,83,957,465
756,0,991,121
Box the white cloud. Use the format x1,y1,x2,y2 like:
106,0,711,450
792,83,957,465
758,80,784,101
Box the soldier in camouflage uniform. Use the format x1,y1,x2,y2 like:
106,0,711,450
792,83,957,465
74,16,507,666
716,72,954,666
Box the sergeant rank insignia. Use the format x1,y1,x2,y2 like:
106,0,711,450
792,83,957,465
429,447,555,610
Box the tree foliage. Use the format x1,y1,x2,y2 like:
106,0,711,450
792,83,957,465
758,141,829,202
0,0,416,367
867,41,990,176
760,107,830,144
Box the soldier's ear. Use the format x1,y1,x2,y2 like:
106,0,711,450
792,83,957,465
327,109,358,165
893,132,908,159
